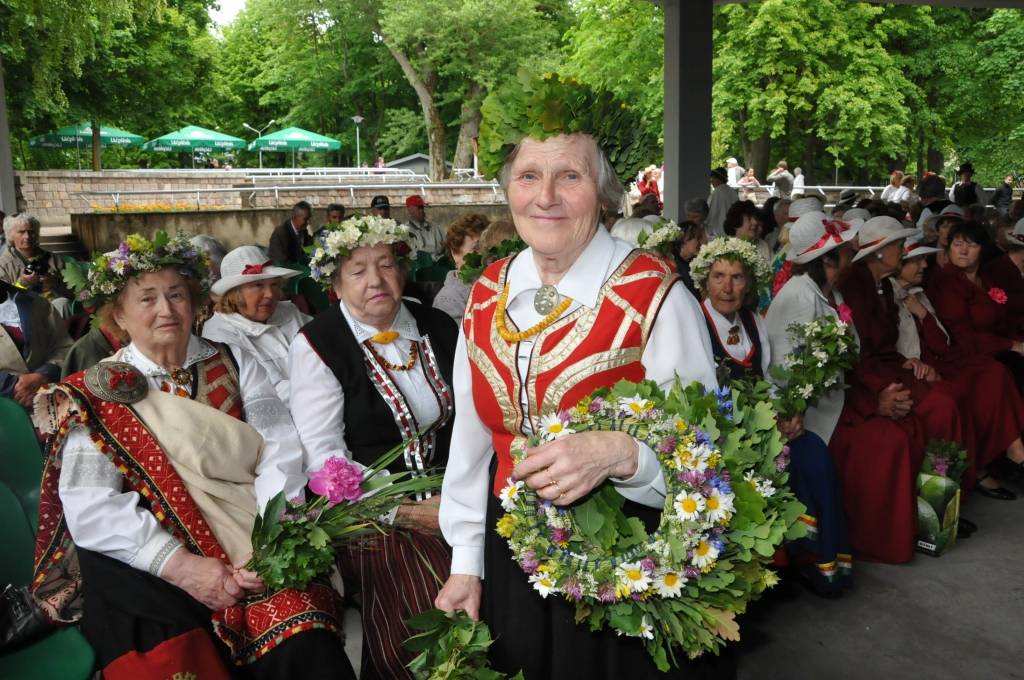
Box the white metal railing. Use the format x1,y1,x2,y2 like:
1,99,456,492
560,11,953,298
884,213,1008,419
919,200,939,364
75,181,504,211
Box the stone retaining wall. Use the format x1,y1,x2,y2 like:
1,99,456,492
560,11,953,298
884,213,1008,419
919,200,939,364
15,169,506,227
71,204,514,255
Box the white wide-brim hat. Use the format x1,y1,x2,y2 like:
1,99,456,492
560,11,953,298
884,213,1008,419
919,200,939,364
1008,217,1024,248
787,211,864,264
852,216,920,262
920,203,964,231
211,245,302,296
902,231,940,259
840,208,873,222
788,197,823,221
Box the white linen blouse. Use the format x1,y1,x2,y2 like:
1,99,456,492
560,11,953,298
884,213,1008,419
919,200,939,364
288,300,445,475
439,227,719,578
201,300,311,406
57,336,307,578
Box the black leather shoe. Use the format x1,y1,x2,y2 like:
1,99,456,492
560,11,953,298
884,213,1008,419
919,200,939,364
977,484,1017,501
0,584,52,651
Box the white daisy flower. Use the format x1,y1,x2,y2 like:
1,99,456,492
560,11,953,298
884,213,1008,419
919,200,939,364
704,488,735,523
538,413,574,441
654,571,686,597
674,491,706,521
618,395,653,417
798,384,814,399
616,562,651,593
529,571,557,598
692,538,720,569
639,616,655,640
499,480,524,512
756,479,777,498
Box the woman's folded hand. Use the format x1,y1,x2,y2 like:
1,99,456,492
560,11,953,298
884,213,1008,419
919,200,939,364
161,550,243,610
514,431,639,506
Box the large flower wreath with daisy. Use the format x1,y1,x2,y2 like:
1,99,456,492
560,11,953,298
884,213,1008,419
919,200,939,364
497,378,807,670
308,215,410,285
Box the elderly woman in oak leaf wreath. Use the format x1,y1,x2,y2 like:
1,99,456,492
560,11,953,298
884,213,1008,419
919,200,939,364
693,237,852,597
31,231,352,679
201,245,311,407
434,73,732,679
288,215,457,679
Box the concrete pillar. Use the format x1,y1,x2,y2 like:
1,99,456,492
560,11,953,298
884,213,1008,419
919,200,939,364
0,57,17,215
662,0,712,221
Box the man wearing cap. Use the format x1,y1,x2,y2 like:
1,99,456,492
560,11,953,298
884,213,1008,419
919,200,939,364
405,195,445,261
268,200,313,266
370,195,391,218
949,162,986,207
916,174,951,229
708,167,737,238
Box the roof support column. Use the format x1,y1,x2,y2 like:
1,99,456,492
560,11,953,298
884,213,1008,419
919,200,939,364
0,57,17,214
662,0,712,221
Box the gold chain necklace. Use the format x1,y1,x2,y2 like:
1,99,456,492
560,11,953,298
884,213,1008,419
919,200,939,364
365,339,418,372
495,283,573,343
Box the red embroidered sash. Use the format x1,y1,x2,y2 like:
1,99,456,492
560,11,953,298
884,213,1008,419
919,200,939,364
464,251,678,495
32,348,337,664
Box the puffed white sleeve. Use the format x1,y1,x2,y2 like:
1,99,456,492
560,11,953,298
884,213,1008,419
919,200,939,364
233,347,307,512
288,332,355,474
438,333,494,578
58,426,182,576
611,282,719,508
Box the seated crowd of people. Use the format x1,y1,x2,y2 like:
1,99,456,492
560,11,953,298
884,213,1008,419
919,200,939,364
0,160,1022,677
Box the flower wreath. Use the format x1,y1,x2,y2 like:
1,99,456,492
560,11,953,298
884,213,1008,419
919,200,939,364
498,379,806,670
308,215,410,285
63,230,210,308
636,217,683,256
457,236,526,284
689,237,772,292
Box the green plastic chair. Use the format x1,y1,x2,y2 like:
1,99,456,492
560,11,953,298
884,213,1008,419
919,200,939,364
0,481,95,678
0,398,44,528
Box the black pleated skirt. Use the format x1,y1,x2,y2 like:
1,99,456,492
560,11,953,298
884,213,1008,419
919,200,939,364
480,474,737,680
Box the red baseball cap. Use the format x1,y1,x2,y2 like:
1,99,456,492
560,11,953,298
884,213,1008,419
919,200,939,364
405,195,427,208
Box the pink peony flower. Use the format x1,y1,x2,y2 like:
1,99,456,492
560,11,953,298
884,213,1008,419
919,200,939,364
933,457,949,477
308,456,364,507
837,304,854,324
988,287,1008,305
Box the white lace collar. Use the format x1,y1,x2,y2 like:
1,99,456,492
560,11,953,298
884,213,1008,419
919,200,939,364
506,225,618,310
121,335,216,377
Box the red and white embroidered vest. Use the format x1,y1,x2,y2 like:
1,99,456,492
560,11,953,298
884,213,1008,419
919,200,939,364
464,250,678,495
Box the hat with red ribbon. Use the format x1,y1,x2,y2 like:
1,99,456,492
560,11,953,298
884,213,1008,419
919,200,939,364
787,211,864,265
211,245,302,296
902,232,940,260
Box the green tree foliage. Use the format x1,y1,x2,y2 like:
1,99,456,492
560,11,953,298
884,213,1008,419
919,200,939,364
379,0,563,179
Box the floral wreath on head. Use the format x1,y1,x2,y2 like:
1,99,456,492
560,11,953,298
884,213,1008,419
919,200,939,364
478,70,658,185
63,231,210,308
636,218,683,256
498,378,806,669
308,215,410,286
689,237,772,292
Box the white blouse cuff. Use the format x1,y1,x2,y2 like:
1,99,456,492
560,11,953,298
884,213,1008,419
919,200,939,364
609,440,659,488
450,545,485,578
132,534,183,577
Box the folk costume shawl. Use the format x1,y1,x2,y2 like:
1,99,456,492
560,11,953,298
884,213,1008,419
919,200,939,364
31,346,336,665
464,250,677,496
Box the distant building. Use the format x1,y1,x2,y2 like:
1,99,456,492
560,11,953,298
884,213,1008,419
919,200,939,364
386,153,453,177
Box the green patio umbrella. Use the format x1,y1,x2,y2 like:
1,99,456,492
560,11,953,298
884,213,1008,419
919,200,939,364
248,126,341,167
29,122,145,149
29,122,145,169
143,125,245,152
247,127,341,153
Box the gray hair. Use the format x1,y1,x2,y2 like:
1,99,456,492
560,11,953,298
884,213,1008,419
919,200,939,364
497,134,624,214
189,234,228,266
683,198,709,219
2,213,38,240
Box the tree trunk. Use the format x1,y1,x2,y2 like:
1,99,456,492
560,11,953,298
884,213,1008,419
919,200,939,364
91,118,102,171
746,134,771,183
927,147,944,175
453,82,484,172
385,43,447,180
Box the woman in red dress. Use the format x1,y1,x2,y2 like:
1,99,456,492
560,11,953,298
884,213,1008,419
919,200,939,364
893,237,1023,501
927,221,1024,480
836,217,968,559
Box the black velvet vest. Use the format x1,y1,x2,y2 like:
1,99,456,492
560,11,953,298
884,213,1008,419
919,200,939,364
701,305,764,382
299,300,457,474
